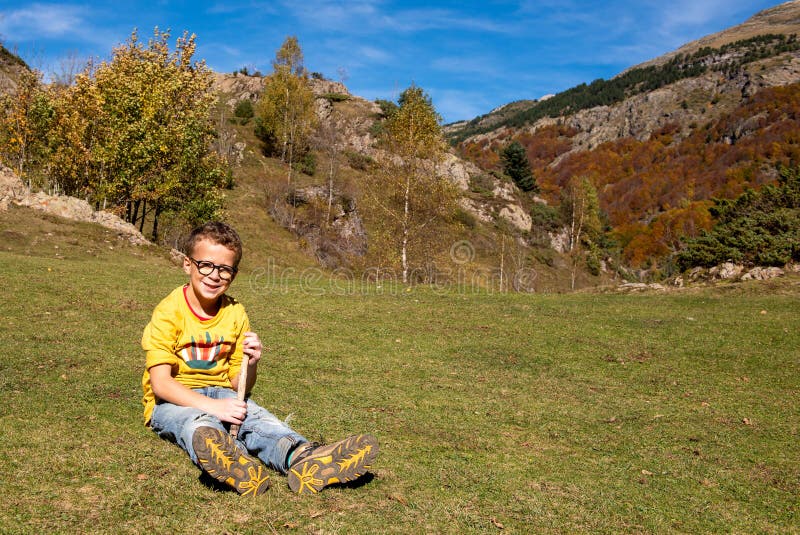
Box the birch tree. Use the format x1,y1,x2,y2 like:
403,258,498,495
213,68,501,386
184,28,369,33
364,86,459,283
256,36,316,182
561,175,601,288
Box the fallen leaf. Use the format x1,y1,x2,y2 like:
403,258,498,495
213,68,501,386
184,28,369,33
641,469,654,476
137,473,148,480
390,494,408,507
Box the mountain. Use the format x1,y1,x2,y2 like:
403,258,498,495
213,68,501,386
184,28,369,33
0,44,28,95
447,0,800,270
4,3,799,288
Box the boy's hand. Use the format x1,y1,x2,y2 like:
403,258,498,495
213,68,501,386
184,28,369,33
243,331,262,366
209,397,248,425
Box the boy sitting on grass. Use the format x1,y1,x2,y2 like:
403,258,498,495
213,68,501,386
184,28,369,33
141,221,378,496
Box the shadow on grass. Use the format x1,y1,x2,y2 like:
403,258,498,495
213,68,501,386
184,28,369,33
198,471,377,493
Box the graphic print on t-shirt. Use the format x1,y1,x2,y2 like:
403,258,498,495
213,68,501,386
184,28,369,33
180,332,231,369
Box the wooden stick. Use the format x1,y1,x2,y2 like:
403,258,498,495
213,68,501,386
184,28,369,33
230,360,248,439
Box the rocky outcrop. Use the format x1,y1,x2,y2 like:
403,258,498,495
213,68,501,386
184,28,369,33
277,185,367,269
672,262,794,285
437,153,478,191
498,204,532,232
212,72,264,104
212,72,536,244
0,46,29,97
740,266,786,281
0,165,150,245
467,51,800,162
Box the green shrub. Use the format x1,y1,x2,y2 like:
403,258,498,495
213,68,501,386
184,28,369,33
469,173,495,195
677,165,800,269
454,207,477,229
375,98,398,118
529,202,561,232
344,150,374,171
322,93,350,103
298,151,317,176
233,99,254,125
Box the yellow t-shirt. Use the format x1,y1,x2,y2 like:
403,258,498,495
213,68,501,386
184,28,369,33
141,285,249,425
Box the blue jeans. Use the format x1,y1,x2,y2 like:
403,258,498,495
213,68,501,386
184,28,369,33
150,386,307,474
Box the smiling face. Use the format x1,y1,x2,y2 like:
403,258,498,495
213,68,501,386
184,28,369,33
183,238,237,317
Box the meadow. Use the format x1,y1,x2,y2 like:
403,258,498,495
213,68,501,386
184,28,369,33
0,208,798,534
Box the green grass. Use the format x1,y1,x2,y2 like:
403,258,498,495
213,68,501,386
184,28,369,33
1,207,799,533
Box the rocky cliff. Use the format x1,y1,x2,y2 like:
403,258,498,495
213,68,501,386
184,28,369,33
453,0,800,157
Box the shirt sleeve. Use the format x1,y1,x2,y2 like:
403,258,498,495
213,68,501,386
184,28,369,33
142,301,181,372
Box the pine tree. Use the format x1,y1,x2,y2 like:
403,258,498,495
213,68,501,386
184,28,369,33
501,140,538,193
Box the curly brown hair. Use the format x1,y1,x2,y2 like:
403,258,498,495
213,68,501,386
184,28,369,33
184,221,243,268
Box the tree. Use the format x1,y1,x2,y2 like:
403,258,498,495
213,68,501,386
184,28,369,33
501,140,538,192
42,29,227,240
560,175,601,288
84,29,227,239
363,85,459,283
312,115,343,228
256,36,317,179
0,69,53,182
677,165,800,269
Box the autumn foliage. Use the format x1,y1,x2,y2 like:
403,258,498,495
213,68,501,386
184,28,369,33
461,82,800,267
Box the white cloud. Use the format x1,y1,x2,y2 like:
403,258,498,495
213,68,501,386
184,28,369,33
430,55,500,78
0,3,88,41
358,45,391,62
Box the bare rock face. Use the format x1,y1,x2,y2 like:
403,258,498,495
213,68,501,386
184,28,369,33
498,203,532,232
437,153,478,191
279,185,367,268
548,227,570,254
709,262,744,280
0,165,27,209
309,79,349,96
462,47,800,163
458,198,493,223
740,266,785,280
0,164,150,245
212,72,264,104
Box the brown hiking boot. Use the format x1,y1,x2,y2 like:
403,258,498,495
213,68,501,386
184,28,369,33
287,434,379,494
192,426,270,496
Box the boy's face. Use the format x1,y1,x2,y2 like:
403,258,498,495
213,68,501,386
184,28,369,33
183,238,237,305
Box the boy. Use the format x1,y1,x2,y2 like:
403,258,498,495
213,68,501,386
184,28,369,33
141,221,378,496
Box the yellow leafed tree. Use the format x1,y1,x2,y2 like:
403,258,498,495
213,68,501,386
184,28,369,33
363,85,459,283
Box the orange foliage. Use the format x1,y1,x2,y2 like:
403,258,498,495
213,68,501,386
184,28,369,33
458,82,800,267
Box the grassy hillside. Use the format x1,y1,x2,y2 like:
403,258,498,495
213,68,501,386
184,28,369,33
1,204,798,533
212,92,604,292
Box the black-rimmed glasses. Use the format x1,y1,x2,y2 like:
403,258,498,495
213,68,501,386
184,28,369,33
188,257,238,281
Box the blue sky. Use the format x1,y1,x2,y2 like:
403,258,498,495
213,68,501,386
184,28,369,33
0,0,785,123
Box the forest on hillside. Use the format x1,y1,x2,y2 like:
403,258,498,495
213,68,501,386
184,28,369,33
461,82,800,269
449,33,800,144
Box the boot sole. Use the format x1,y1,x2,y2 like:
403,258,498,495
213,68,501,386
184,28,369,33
192,426,270,496
287,434,379,494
